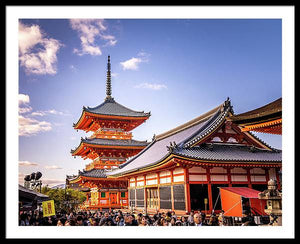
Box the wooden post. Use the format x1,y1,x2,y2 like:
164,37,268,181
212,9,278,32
227,168,232,187
184,167,191,213
170,169,174,211
247,168,252,188
157,172,161,211
264,168,270,182
207,167,213,213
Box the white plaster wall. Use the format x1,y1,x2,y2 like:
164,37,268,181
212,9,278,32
210,174,228,181
173,175,185,182
188,167,206,173
210,167,227,173
250,168,266,174
231,175,248,182
251,175,266,182
231,168,247,174
189,174,207,182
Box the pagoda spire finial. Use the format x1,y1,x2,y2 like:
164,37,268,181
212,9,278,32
105,55,113,101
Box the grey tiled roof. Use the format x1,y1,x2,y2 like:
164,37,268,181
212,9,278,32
107,99,281,177
173,144,282,162
82,137,149,147
84,97,151,118
107,105,223,176
182,105,231,148
79,169,107,178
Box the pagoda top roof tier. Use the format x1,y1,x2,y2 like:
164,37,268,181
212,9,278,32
85,97,150,118
73,55,150,132
73,100,150,131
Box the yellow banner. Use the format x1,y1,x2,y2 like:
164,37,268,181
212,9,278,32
42,200,56,217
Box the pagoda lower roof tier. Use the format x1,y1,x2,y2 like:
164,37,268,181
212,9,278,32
73,98,150,132
69,169,127,185
71,137,149,160
79,168,107,178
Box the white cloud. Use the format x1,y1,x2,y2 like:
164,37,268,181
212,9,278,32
45,165,63,170
18,94,30,105
120,57,142,70
134,82,167,90
19,106,33,114
19,94,33,114
19,161,39,167
70,19,117,56
19,94,53,136
19,23,43,55
19,21,62,75
120,51,150,70
31,109,71,117
19,115,52,136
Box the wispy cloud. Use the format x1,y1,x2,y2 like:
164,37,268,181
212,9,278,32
19,94,53,136
31,109,71,117
69,64,78,72
70,19,117,56
19,160,39,167
19,115,52,136
120,57,143,71
19,21,62,75
18,94,33,114
134,82,167,90
45,165,63,170
120,51,150,70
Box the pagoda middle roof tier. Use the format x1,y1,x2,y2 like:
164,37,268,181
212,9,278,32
73,97,150,131
71,137,149,156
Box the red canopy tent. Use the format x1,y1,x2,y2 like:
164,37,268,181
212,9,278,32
219,187,266,217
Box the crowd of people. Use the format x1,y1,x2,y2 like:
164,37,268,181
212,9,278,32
19,208,259,226
20,209,238,226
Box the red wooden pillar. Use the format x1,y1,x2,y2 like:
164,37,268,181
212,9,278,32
157,172,160,211
246,168,252,188
206,167,213,213
135,176,138,209
264,168,270,183
170,168,174,211
227,167,232,187
144,175,147,212
184,167,191,213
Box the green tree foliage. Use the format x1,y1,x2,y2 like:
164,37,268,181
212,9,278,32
41,186,86,213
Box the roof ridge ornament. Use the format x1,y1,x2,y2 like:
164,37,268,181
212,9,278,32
223,97,234,114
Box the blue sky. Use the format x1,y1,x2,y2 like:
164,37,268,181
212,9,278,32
18,18,282,187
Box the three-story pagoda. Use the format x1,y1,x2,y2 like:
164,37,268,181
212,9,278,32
69,56,150,210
